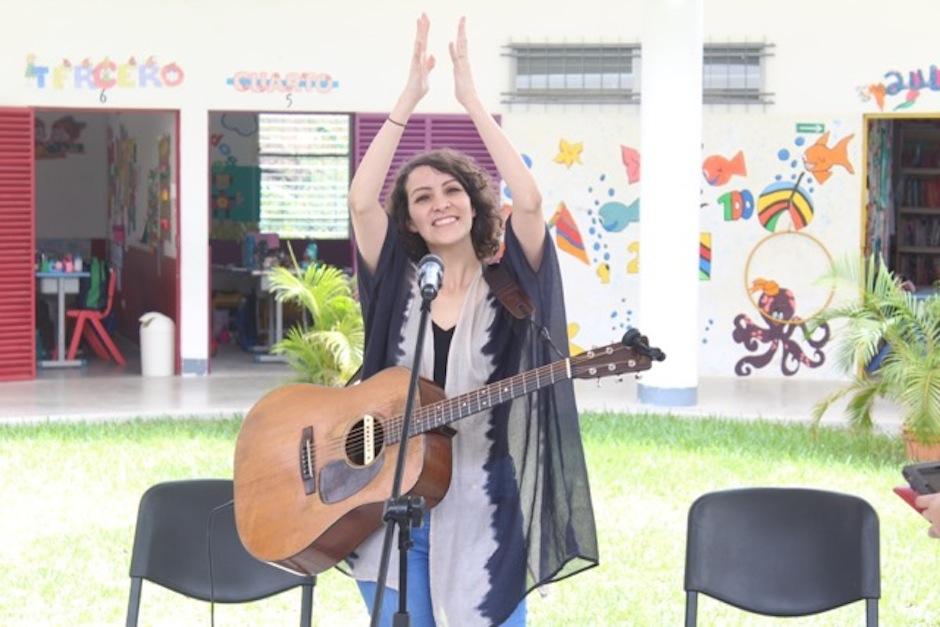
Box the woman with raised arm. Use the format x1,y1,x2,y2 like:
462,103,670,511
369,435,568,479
347,15,597,626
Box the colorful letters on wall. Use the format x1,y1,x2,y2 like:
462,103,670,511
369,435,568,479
25,55,185,91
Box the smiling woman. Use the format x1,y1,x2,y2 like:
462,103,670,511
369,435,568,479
341,13,597,627
386,149,501,265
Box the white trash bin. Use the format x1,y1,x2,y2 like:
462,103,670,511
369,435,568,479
139,312,175,377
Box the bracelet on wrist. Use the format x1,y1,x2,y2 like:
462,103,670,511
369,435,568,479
386,116,407,128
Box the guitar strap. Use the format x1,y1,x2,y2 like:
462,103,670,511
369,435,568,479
483,262,535,320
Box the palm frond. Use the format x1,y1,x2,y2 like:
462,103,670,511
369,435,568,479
814,253,940,442
266,260,364,387
897,356,940,442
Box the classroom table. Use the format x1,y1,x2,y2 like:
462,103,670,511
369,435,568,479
36,270,90,368
212,264,286,363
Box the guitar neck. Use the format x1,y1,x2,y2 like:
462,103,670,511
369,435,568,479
387,358,571,443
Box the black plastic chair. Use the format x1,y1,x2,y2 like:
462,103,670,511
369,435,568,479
684,487,880,626
126,479,315,626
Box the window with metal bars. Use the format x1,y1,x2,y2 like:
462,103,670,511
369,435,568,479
258,113,350,239
504,42,772,105
703,44,773,104
503,44,640,104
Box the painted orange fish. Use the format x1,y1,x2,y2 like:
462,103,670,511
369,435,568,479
802,132,854,185
750,278,780,296
702,150,747,186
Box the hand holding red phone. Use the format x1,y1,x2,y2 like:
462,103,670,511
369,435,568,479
915,493,940,538
894,486,927,513
898,462,940,538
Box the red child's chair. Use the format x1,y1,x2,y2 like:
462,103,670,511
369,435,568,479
66,266,126,366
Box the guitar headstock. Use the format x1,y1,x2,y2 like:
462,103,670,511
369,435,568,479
569,331,665,381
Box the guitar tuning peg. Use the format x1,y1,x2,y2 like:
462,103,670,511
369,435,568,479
617,376,624,383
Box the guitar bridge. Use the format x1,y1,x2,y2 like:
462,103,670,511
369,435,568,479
299,426,316,495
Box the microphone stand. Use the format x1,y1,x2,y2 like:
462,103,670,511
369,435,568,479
370,290,435,627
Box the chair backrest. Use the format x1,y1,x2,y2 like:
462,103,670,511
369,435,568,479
684,488,879,625
100,266,117,317
81,256,105,310
127,479,314,614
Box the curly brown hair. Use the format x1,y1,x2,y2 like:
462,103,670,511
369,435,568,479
386,149,502,261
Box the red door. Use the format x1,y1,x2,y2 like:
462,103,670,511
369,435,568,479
0,108,36,381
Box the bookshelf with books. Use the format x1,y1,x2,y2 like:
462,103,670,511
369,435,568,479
895,121,940,288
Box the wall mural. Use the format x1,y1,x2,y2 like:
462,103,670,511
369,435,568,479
731,277,831,376
699,232,712,280
546,138,645,345
802,132,855,184
547,202,590,265
718,189,754,221
620,145,640,183
35,115,86,159
857,64,940,111
702,150,746,186
709,128,849,377
511,119,852,377
699,123,855,376
553,138,583,168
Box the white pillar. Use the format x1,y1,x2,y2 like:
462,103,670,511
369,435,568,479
638,0,702,406
179,107,209,375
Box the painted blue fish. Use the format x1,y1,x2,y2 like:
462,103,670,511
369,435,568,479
599,199,640,232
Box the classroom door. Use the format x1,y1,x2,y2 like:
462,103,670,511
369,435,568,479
0,108,36,381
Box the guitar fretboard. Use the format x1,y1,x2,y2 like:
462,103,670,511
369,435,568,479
386,358,570,444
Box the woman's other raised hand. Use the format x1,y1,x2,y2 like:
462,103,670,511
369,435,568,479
449,17,480,109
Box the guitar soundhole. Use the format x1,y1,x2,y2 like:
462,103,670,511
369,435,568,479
346,416,386,466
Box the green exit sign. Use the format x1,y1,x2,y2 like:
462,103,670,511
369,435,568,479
796,123,825,134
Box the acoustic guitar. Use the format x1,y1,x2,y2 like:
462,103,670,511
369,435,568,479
233,336,657,575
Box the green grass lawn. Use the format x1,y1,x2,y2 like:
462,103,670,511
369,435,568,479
1,413,938,626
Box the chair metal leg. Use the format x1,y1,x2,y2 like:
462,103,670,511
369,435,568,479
867,598,878,627
685,591,697,627
126,577,142,627
300,580,315,627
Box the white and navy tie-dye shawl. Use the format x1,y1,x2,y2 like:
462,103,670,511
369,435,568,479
349,214,598,625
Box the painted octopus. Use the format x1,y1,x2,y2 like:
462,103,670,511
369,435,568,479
732,278,830,376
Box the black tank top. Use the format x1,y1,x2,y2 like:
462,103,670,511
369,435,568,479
432,322,455,388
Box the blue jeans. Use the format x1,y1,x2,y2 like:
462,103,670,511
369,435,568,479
357,514,526,626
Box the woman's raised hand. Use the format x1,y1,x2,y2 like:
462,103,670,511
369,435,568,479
449,17,479,108
403,13,436,106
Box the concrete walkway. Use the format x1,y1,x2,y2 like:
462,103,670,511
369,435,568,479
0,345,905,433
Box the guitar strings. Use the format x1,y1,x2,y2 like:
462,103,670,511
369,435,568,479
316,360,568,460
314,351,622,460
320,350,629,460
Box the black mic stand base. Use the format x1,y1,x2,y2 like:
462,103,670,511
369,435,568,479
388,495,426,627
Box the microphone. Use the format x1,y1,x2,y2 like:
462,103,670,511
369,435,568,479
417,254,444,301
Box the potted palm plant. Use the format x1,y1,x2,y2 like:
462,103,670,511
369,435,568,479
265,255,364,387
811,255,940,460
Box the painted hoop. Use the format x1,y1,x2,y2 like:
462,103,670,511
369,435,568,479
743,229,835,326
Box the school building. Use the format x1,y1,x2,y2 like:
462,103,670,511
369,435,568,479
1,0,937,406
